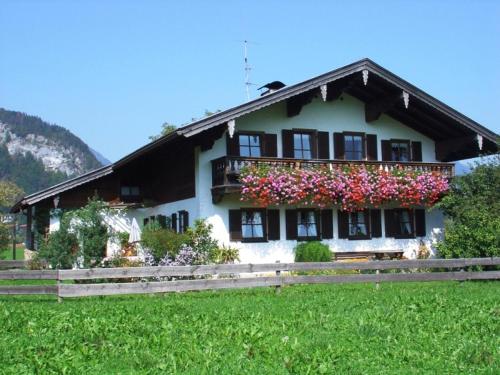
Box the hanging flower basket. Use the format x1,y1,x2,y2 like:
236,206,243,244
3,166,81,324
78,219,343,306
240,164,449,212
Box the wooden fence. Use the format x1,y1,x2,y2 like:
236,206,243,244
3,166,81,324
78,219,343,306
0,257,499,299
0,260,27,270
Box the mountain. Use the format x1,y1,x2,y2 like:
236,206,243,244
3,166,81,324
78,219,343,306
90,147,111,166
0,108,105,195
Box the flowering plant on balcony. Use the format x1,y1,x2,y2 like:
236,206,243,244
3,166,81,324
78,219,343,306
240,164,449,211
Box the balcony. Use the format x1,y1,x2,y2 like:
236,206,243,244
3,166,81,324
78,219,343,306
211,156,454,203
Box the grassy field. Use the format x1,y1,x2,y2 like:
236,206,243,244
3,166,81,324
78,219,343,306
0,281,499,374
0,245,24,260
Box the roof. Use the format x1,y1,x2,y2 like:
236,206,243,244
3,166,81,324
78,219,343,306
11,165,113,212
12,58,498,212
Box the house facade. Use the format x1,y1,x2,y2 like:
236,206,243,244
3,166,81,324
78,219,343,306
12,59,498,263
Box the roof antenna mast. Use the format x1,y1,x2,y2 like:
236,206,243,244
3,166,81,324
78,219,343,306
244,40,252,101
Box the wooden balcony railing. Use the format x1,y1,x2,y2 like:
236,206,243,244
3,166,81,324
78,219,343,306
211,156,454,187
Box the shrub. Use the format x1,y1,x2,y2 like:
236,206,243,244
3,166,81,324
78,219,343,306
185,219,219,263
38,217,79,269
294,241,331,262
436,155,500,258
141,222,188,262
26,254,47,270
212,245,240,264
70,198,110,268
102,254,143,268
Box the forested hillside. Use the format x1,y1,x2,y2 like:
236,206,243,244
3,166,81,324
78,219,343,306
0,108,105,195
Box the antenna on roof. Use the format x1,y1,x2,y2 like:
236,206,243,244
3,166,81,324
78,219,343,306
244,40,251,101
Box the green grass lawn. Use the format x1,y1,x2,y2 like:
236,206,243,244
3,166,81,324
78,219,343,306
0,246,24,260
0,281,499,374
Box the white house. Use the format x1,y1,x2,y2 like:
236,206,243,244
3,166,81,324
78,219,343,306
12,59,498,263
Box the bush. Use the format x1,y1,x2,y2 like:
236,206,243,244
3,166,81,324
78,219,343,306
294,241,331,262
141,222,188,262
213,245,240,264
436,155,500,258
38,217,79,269
70,198,110,267
437,213,500,258
185,219,219,263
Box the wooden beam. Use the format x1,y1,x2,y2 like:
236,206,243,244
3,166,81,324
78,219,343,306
365,91,406,122
435,135,479,161
25,207,33,250
286,90,316,117
386,109,444,140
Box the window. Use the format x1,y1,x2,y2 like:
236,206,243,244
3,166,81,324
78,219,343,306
239,134,261,157
229,208,280,242
348,211,369,238
241,210,265,240
338,209,380,240
293,133,312,159
121,186,140,196
390,140,410,162
297,210,318,239
344,133,364,160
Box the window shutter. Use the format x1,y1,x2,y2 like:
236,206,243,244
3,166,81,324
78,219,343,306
228,209,242,241
384,209,395,237
285,209,297,240
156,215,167,229
171,213,177,233
320,209,334,239
337,210,349,239
267,209,280,240
333,133,345,159
317,131,330,159
180,211,189,233
370,209,382,238
366,134,378,161
415,209,426,237
263,134,278,157
411,141,422,162
282,130,294,158
226,133,240,156
381,140,392,161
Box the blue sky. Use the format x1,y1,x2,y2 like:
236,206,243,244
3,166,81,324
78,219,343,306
1,0,499,162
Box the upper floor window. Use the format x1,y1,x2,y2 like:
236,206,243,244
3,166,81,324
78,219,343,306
121,186,140,197
297,210,318,239
239,134,261,157
344,133,364,160
293,133,312,159
382,139,422,162
390,140,410,162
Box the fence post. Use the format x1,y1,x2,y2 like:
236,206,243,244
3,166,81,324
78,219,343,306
57,270,62,303
275,260,282,294
375,269,380,290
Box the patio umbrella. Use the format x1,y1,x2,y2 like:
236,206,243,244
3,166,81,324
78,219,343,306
128,218,142,243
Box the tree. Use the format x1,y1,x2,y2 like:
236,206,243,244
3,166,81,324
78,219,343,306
149,109,221,141
0,180,24,209
149,122,177,141
436,154,500,258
